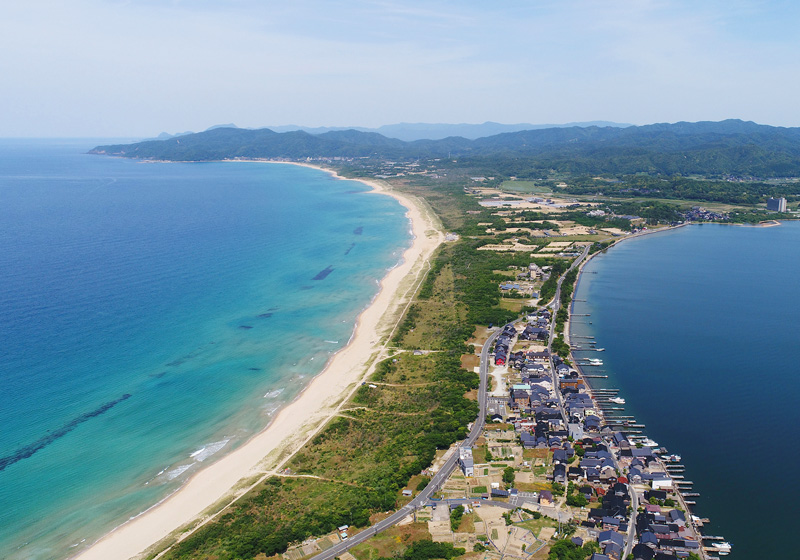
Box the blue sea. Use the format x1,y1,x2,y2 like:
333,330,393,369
571,222,800,559
0,140,410,560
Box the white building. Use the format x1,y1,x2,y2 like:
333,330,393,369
767,197,787,212
458,447,474,477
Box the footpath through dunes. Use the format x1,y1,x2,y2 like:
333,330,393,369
74,172,444,560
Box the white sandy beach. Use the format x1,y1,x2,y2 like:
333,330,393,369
75,164,444,560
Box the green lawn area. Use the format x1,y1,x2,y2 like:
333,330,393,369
350,522,432,560
500,181,552,195
516,516,559,537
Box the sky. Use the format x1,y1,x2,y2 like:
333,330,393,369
2,0,800,137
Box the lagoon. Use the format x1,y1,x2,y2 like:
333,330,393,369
571,222,800,559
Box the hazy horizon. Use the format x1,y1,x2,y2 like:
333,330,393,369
3,1,800,137
3,117,796,142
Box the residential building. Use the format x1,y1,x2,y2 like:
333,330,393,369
767,197,787,212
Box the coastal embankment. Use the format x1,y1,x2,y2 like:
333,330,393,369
75,165,444,560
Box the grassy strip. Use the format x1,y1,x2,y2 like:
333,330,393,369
167,477,387,559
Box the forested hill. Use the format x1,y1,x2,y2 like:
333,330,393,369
90,120,800,177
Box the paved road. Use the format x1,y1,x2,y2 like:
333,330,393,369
623,481,639,559
547,244,591,422
309,324,503,560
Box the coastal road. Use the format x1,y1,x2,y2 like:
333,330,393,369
623,482,639,559
547,244,591,422
309,324,503,560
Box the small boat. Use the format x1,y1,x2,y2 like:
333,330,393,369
596,348,605,351
711,542,732,554
609,397,626,404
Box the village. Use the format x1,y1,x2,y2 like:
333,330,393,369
289,285,729,560
371,301,727,560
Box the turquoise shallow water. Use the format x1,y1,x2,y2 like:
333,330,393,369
571,222,800,559
0,140,410,559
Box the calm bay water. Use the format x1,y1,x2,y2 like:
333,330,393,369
0,140,410,559
571,222,800,559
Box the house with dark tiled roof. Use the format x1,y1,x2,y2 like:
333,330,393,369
632,543,655,560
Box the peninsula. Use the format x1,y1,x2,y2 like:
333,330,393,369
81,119,800,560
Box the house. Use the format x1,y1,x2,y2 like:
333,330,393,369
539,490,553,506
598,530,625,548
603,541,623,559
584,415,601,432
402,489,412,497
640,531,658,547
644,490,667,502
668,509,686,526
632,543,655,560
560,378,585,390
553,463,567,483
458,447,474,477
651,478,674,490
491,488,510,498
628,467,644,484
520,431,537,449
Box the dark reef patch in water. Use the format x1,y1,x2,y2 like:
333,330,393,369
312,265,334,280
257,312,273,319
353,226,363,235
345,243,356,255
0,394,132,472
239,325,253,330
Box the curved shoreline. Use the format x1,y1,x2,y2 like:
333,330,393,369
74,164,444,560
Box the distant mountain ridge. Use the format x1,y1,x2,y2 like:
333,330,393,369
90,119,800,177
150,121,632,142
267,121,633,141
